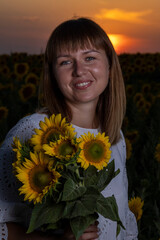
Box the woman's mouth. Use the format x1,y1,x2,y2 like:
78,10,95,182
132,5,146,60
74,81,92,89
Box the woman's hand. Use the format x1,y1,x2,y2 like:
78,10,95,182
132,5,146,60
79,223,99,240
62,222,99,240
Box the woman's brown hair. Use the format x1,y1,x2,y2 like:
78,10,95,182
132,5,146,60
39,17,126,145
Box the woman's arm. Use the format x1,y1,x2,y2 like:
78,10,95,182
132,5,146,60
7,222,58,240
7,222,98,240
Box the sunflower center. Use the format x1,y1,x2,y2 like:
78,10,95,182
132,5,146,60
84,141,104,163
29,166,52,193
59,142,74,156
43,129,61,144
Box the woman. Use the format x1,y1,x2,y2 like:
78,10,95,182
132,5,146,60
0,18,138,239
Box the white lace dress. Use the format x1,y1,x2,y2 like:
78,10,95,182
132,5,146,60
0,113,138,240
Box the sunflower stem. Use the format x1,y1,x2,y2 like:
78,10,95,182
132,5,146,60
75,167,82,182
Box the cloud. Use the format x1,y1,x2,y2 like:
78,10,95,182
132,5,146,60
95,8,152,24
22,16,40,22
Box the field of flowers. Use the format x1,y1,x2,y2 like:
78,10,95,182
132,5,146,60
0,52,160,239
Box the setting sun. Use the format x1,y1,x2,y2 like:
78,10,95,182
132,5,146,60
108,34,126,53
107,34,140,54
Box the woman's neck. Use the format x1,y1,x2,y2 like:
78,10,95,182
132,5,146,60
67,101,98,129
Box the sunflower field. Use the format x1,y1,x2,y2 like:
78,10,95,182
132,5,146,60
0,52,160,239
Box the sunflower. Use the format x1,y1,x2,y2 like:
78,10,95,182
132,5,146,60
14,62,29,77
9,72,20,82
155,143,160,163
25,73,39,85
12,53,27,62
12,137,33,167
122,117,129,129
136,98,146,111
125,138,132,160
19,83,36,102
43,136,79,161
78,132,111,170
30,114,76,152
0,54,9,65
142,83,151,95
144,101,151,114
12,137,23,167
133,93,144,103
128,197,144,221
147,64,155,73
126,84,134,97
15,151,61,204
0,65,10,77
126,130,139,144
0,106,8,120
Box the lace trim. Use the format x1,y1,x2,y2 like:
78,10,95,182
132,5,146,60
0,223,8,240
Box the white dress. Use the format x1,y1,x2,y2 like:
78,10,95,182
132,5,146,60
0,113,138,240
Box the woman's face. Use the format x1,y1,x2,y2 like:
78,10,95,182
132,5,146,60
53,45,110,106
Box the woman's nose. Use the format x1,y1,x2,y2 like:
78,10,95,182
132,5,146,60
72,60,86,77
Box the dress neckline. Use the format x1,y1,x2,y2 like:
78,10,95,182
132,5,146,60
72,124,100,134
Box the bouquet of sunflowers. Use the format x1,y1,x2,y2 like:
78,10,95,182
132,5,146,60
12,114,124,239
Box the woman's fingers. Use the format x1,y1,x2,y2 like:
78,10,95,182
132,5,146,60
83,222,99,232
79,231,99,240
83,225,98,232
63,222,99,240
78,222,99,240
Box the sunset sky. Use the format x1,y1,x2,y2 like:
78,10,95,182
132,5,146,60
0,0,160,54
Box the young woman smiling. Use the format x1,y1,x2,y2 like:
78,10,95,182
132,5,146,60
0,18,138,240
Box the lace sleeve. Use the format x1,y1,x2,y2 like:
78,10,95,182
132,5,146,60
0,113,46,240
0,223,8,240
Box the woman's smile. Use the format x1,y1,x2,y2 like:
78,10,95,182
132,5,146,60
73,80,93,90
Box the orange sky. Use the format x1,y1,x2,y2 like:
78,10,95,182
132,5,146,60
0,0,160,54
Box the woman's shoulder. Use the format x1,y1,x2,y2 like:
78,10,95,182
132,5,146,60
4,112,48,142
17,112,48,126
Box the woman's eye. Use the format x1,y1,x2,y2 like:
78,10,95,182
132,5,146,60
60,60,71,66
86,56,95,61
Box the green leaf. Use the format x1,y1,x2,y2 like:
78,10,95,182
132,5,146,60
83,165,99,187
84,174,98,187
19,142,32,162
63,200,93,218
154,220,160,234
84,165,97,177
44,222,59,231
63,187,100,219
27,202,65,233
96,194,124,230
62,165,80,183
62,201,75,218
70,214,97,240
62,178,86,201
116,223,121,236
97,160,120,191
96,194,119,220
80,187,100,212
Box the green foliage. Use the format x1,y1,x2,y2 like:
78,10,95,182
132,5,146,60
62,178,86,201
27,160,122,239
27,201,65,233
